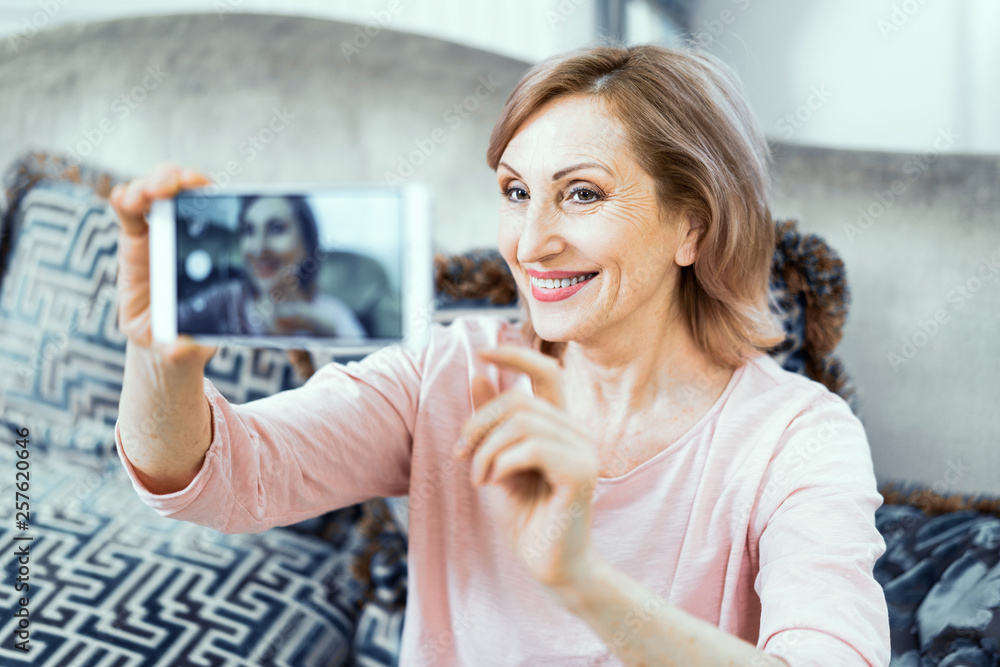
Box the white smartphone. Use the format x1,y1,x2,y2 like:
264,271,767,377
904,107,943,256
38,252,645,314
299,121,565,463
148,184,432,354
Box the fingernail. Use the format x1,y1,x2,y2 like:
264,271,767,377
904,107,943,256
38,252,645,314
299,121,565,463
124,187,142,208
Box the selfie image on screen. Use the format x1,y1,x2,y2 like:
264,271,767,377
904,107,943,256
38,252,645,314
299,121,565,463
174,191,403,342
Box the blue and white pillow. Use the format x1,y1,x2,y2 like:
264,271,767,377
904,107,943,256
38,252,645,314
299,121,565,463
0,446,404,665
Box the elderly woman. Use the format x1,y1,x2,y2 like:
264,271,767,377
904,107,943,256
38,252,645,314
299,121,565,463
111,45,889,666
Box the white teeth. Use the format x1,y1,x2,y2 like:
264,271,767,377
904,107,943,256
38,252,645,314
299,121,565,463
530,273,595,289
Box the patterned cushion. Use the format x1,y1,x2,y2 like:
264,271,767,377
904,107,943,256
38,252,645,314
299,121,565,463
875,504,1000,664
769,219,856,410
0,179,305,457
0,444,405,665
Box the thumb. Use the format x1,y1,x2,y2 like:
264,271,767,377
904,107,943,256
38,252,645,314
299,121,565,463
471,375,498,411
160,335,218,367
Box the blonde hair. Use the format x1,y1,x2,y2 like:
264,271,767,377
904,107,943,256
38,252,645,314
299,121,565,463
487,44,784,369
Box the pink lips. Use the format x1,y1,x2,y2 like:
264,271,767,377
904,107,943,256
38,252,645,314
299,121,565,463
253,258,280,279
528,272,597,302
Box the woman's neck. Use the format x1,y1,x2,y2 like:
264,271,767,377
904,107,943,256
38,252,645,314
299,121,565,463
559,309,734,428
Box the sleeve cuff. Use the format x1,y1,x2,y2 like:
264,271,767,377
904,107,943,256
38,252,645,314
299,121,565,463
763,628,879,667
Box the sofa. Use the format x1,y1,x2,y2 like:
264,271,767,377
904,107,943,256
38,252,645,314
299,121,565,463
2,152,999,665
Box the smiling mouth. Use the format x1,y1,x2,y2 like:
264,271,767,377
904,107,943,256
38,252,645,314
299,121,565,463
529,272,598,289
253,258,282,278
528,271,598,303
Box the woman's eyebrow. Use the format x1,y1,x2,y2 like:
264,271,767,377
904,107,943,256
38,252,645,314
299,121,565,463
551,162,611,181
498,161,612,181
497,161,522,179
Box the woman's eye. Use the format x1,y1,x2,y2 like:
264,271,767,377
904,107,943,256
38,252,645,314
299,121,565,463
267,220,289,235
239,223,254,237
569,187,601,203
502,186,529,202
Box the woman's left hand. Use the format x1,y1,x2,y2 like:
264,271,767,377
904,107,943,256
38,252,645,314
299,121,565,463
454,345,602,589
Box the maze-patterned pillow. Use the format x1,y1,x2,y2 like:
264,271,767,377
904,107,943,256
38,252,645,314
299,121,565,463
0,181,306,456
0,446,404,665
875,503,1000,664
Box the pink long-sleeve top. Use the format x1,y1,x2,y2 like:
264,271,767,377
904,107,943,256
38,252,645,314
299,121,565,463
115,315,890,666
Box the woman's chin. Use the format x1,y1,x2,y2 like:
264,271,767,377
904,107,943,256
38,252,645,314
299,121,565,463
527,314,582,344
248,276,279,297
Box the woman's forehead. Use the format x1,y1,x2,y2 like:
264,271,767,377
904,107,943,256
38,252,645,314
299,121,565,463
502,95,628,172
245,197,295,219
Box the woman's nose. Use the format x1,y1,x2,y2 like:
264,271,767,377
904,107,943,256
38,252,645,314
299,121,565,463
244,232,265,256
516,202,565,265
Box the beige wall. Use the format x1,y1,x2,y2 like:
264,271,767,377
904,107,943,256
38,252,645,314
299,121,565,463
770,143,1000,497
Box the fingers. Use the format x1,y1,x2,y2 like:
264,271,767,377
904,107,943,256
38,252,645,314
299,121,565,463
478,345,564,409
273,303,319,333
110,164,180,235
488,437,597,500
108,163,214,355
455,376,499,460
457,344,566,463
488,445,554,497
273,319,312,335
456,387,568,468
110,164,212,237
110,179,151,236
471,376,497,410
456,389,525,460
145,163,212,195
469,409,566,485
159,335,218,367
275,301,312,318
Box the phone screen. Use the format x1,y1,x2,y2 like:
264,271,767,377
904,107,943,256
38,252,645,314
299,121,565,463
173,190,404,343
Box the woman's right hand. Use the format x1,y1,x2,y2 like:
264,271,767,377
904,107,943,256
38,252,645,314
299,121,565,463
110,164,217,366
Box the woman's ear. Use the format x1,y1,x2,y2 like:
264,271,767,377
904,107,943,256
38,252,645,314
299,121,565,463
675,213,704,267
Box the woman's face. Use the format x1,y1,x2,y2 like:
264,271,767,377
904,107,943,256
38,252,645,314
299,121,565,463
239,197,306,295
496,94,698,344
